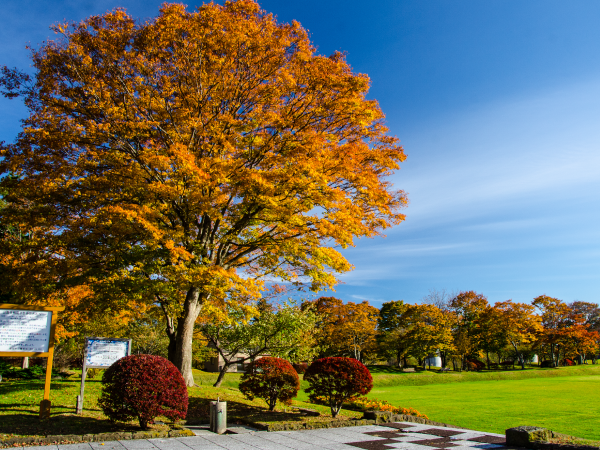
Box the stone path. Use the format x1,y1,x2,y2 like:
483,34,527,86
18,422,520,450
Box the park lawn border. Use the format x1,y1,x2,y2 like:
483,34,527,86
0,412,441,448
0,427,194,448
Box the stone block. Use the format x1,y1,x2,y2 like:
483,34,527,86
363,411,392,423
95,433,128,442
43,435,67,444
170,429,195,437
506,426,552,448
266,423,285,432
132,430,164,440
283,422,305,431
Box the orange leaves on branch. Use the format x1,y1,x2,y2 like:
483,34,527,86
0,1,405,384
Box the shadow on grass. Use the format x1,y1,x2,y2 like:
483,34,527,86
0,412,145,437
0,379,78,396
186,396,312,426
367,365,409,374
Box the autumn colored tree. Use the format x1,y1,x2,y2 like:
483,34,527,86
239,357,300,411
0,1,406,385
495,300,541,369
304,357,373,418
533,296,573,366
404,304,454,368
377,300,411,367
569,301,600,333
312,298,379,362
474,305,510,369
449,291,488,368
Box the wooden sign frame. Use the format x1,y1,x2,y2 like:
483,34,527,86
0,303,65,418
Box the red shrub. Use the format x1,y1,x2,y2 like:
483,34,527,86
304,357,373,418
292,362,309,374
239,357,300,411
98,355,188,429
563,358,575,366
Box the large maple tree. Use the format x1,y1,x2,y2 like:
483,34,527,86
0,1,406,384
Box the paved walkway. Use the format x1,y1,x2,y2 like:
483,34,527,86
19,422,516,450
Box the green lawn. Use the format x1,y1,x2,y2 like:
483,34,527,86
299,364,600,440
2,364,600,441
371,375,600,439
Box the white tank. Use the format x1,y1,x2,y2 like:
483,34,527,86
425,356,442,367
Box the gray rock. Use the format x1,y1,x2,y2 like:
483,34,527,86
506,426,552,448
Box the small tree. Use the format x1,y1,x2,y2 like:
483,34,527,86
304,357,373,418
239,357,300,411
200,300,318,387
98,355,188,429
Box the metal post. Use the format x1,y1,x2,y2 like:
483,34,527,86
76,341,88,414
209,400,227,434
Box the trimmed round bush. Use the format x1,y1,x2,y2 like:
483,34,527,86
239,357,300,411
98,355,188,429
304,357,373,418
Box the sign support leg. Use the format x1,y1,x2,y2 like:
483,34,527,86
76,363,87,414
39,345,54,419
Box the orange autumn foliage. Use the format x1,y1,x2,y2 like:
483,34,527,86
0,1,406,385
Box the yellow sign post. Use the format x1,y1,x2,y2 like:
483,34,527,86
0,303,65,419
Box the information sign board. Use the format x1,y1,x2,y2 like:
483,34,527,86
84,338,131,368
0,303,64,419
76,337,132,414
0,309,53,353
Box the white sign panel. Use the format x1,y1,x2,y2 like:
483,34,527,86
0,309,52,353
85,338,130,368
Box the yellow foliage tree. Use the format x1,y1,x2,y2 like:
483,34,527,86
495,300,541,369
312,297,379,362
0,1,406,385
404,304,454,368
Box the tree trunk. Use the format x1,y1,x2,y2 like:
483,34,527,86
173,287,203,387
160,301,177,363
331,403,342,418
213,362,233,387
22,357,29,369
486,351,490,370
166,319,177,363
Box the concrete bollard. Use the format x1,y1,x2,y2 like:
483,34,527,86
210,400,227,435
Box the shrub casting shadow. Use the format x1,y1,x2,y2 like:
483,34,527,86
186,396,307,425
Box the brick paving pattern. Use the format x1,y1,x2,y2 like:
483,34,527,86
17,422,520,450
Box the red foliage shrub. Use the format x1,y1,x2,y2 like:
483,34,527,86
563,358,575,366
98,355,188,429
466,359,485,371
304,357,373,418
292,362,308,374
239,357,300,411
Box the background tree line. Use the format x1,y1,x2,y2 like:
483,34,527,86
304,291,600,370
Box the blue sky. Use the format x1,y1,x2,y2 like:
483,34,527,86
2,1,600,307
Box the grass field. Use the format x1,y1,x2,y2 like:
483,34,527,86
0,370,360,441
303,364,600,440
2,364,600,441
